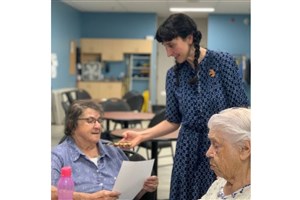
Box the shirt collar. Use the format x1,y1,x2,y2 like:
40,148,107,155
66,136,113,161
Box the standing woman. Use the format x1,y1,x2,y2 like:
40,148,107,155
121,13,250,199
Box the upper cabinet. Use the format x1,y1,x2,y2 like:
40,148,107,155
80,39,101,53
121,39,153,54
80,38,153,62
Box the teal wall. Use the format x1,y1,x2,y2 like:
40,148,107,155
208,14,251,57
81,12,156,38
51,0,81,89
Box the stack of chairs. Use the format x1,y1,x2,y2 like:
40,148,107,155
61,89,92,115
100,97,131,130
122,90,145,128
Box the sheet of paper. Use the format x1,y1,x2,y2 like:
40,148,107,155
112,159,154,200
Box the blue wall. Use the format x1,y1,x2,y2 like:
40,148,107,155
102,61,126,80
51,0,81,89
81,12,156,38
208,14,251,57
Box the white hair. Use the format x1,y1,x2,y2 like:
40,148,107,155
207,107,251,147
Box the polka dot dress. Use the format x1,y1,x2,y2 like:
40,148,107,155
165,49,250,200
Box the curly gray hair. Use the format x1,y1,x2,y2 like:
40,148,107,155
207,107,251,148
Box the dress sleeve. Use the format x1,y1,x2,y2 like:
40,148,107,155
220,53,250,107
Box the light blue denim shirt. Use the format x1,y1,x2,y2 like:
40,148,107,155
51,136,128,193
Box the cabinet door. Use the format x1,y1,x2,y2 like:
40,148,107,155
98,40,123,61
80,39,152,61
123,39,152,53
81,39,102,53
77,82,102,99
77,81,123,100
100,82,123,99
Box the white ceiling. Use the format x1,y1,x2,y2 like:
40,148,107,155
62,0,251,18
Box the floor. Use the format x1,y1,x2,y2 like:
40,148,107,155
51,121,175,200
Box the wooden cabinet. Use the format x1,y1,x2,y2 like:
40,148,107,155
78,38,153,99
81,39,123,61
80,38,152,62
97,39,124,61
121,39,152,54
80,39,102,53
77,81,124,100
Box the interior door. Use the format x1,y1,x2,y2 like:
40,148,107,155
156,42,174,105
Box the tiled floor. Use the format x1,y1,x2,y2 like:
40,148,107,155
51,121,175,200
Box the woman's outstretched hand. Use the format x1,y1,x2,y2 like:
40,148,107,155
118,130,144,148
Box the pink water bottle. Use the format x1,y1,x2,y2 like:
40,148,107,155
57,166,74,200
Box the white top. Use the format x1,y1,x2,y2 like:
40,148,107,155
89,156,99,166
200,177,251,200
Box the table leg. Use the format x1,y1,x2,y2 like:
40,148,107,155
106,119,110,131
151,141,158,175
151,141,158,200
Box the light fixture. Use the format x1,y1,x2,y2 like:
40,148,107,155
169,7,215,12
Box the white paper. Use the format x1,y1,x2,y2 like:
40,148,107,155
112,159,154,200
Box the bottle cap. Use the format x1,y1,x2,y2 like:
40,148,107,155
60,166,72,177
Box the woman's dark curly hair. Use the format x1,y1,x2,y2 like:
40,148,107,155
155,13,202,85
64,100,104,136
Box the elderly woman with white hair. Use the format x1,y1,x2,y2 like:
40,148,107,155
200,107,251,200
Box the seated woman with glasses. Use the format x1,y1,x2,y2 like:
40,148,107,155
51,100,158,200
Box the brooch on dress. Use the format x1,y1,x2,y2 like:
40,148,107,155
209,69,216,77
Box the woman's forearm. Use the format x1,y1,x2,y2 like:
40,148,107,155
73,192,88,200
51,186,58,200
141,120,180,141
51,185,89,200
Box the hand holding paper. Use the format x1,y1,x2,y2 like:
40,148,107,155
112,159,154,200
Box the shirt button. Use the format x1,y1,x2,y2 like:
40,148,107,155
99,183,103,186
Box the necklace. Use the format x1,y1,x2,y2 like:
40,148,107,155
217,184,251,199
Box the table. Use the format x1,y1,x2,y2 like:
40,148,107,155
103,111,155,131
110,128,179,175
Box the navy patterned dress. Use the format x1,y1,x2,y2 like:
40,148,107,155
165,49,250,200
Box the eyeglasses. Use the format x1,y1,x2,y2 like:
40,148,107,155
78,117,103,125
